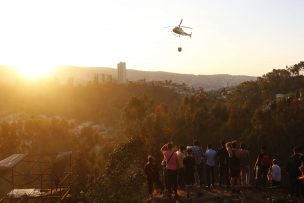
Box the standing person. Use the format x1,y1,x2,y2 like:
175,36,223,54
161,158,167,190
160,143,179,199
287,147,303,198
254,147,272,188
176,145,186,189
144,155,164,200
227,141,241,190
204,144,217,189
239,143,250,186
268,159,281,187
183,148,196,198
217,140,230,187
191,140,204,186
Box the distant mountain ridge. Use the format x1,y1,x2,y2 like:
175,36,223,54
127,69,256,90
0,66,256,90
55,66,256,90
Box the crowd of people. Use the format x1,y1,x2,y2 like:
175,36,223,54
144,140,304,200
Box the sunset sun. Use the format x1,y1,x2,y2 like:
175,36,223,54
12,63,55,80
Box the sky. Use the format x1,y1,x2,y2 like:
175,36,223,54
0,0,303,77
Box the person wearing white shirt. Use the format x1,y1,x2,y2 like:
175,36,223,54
268,159,281,186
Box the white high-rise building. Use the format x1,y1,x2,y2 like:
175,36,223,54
117,62,127,83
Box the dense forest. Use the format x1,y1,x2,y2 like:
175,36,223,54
0,61,304,202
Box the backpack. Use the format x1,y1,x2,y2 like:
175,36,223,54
192,146,203,165
260,154,272,167
230,150,240,169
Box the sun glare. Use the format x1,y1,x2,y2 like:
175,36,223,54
12,63,55,80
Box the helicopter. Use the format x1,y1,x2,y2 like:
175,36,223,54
165,19,192,52
166,19,192,38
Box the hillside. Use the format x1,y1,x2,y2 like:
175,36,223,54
0,63,303,202
0,66,256,90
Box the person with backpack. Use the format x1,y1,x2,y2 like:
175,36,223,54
160,143,179,199
217,140,230,187
144,155,164,200
227,141,241,190
191,140,204,187
254,146,272,188
287,146,303,198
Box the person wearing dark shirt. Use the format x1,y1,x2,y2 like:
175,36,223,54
254,146,272,187
229,142,240,189
183,148,196,198
287,147,303,197
144,155,164,199
239,143,250,186
217,140,230,187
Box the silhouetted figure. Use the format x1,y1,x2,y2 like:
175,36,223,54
144,155,164,199
204,143,217,189
183,148,196,198
227,141,240,189
191,140,204,187
239,143,250,186
287,147,303,197
254,147,272,188
217,140,230,187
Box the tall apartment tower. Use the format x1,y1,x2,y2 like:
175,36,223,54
117,62,127,83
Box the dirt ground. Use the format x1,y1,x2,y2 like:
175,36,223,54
146,185,300,203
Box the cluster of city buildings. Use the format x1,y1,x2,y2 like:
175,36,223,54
91,62,127,84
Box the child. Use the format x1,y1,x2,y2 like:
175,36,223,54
144,155,164,200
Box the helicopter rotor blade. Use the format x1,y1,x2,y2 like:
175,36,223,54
181,26,192,29
179,19,183,26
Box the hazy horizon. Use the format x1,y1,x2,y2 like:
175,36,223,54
0,64,260,77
